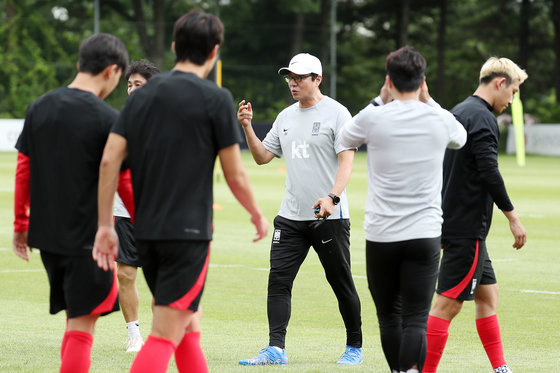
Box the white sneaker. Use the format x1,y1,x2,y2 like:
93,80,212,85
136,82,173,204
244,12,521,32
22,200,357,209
494,365,512,373
126,335,143,352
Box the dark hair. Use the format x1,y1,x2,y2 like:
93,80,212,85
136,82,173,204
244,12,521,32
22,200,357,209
125,59,161,81
173,9,224,65
480,72,512,86
386,46,426,92
78,33,128,75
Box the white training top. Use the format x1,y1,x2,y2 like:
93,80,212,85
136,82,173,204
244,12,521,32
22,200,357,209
113,193,130,218
338,99,467,242
263,96,353,221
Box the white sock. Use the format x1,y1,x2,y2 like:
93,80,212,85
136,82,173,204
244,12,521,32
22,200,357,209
126,320,141,339
406,369,419,373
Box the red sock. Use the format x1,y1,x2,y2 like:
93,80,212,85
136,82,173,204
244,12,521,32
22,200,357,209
423,315,451,373
130,335,176,373
59,331,93,373
175,331,208,373
61,319,69,360
60,332,69,360
476,315,506,369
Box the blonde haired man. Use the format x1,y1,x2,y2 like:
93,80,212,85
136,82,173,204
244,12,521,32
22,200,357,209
424,57,528,373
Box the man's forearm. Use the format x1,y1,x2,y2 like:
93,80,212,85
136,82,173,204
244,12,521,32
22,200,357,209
331,150,355,196
242,125,273,165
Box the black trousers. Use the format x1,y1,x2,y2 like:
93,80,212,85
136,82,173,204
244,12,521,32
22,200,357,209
267,215,362,349
366,237,440,372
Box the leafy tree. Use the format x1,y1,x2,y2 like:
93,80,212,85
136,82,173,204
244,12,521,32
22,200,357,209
2,0,560,123
0,1,77,117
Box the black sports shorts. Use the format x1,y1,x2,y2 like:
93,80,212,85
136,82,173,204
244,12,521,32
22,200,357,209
436,238,497,301
137,240,210,311
114,217,141,267
40,250,119,318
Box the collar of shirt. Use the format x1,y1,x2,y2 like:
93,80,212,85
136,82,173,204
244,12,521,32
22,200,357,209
471,95,494,112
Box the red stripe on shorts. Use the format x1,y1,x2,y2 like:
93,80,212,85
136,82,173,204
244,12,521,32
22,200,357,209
169,243,211,310
91,264,118,314
441,239,479,299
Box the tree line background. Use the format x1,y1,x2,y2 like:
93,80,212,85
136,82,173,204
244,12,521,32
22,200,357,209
1,0,560,123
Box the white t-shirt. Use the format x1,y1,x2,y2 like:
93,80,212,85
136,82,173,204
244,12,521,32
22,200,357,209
338,99,466,242
263,96,353,221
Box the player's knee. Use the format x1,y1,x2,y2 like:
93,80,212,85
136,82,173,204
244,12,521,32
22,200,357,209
474,284,499,309
117,265,137,285
431,295,462,319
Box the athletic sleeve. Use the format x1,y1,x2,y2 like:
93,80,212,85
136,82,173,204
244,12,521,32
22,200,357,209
14,152,30,232
117,169,135,223
333,106,355,154
262,114,282,158
112,102,129,138
443,111,467,150
208,88,243,151
337,105,372,149
470,116,514,211
15,101,35,156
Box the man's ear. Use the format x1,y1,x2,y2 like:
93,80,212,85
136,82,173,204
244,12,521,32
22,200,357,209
495,77,507,90
208,44,220,61
171,41,176,53
387,75,394,89
103,64,118,80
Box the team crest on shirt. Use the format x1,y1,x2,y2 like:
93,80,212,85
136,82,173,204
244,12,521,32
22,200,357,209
312,122,321,136
273,229,281,243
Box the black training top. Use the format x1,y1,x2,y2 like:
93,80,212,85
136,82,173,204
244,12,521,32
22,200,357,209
441,95,514,240
112,70,243,241
16,87,117,255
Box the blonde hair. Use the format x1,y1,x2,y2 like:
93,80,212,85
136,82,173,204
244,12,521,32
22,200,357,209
479,57,528,85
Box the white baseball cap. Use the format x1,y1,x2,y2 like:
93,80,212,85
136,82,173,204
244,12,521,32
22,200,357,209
278,53,322,76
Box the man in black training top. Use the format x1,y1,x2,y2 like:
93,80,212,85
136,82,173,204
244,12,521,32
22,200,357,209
93,9,269,373
424,57,528,373
13,33,128,373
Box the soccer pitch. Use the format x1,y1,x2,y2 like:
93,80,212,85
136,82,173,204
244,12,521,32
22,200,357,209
0,151,558,372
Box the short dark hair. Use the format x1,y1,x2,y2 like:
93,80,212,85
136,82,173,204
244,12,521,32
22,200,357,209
480,72,512,86
386,46,426,92
125,59,161,81
78,33,128,75
173,9,224,65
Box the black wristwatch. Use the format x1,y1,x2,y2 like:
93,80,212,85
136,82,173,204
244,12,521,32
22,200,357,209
328,193,340,205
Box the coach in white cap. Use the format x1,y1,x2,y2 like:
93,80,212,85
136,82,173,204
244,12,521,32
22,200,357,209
237,53,363,366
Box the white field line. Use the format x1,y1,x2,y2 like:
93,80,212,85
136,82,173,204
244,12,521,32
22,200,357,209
1,269,43,273
520,289,560,295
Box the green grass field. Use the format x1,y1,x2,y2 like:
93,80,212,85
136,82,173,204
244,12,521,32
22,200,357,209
0,151,558,372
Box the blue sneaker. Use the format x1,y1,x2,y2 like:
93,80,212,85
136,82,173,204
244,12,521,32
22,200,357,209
337,345,363,365
239,346,288,366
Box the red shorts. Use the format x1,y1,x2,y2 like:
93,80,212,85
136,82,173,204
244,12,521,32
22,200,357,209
40,250,119,318
136,240,210,311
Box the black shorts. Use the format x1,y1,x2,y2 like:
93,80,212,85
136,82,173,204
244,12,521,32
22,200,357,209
137,240,210,311
436,238,497,301
40,250,119,318
114,217,141,267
